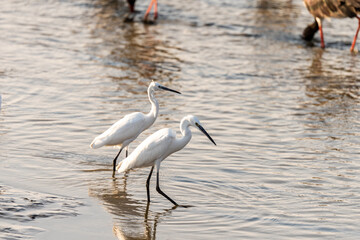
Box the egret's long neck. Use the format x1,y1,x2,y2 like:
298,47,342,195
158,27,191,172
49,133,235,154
174,119,192,151
145,88,159,126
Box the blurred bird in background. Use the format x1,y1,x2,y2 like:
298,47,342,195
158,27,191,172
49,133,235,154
302,0,360,51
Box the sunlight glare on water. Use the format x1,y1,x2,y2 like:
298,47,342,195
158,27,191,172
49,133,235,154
1,0,360,239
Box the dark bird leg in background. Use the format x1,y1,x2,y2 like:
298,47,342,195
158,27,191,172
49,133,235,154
350,16,360,52
125,0,136,21
127,0,136,13
302,20,319,41
156,169,178,206
146,166,154,202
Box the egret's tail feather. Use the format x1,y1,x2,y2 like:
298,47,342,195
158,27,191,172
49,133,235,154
116,160,123,172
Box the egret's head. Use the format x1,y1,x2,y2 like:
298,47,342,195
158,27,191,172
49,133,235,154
186,115,200,126
186,115,216,145
149,80,181,94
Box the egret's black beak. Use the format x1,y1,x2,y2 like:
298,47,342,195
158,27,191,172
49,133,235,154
159,85,181,94
196,123,216,146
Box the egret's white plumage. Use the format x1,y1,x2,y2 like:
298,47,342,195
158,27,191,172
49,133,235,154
90,81,181,176
117,128,178,171
117,115,216,206
90,111,148,149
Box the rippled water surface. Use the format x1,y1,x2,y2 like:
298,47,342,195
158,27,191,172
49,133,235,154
1,0,360,239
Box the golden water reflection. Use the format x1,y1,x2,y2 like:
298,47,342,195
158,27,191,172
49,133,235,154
302,48,359,127
88,176,176,239
89,0,182,85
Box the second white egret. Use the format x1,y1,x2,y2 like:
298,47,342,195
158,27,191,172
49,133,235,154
117,115,216,206
90,81,181,177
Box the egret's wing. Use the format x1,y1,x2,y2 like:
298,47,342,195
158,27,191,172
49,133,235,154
90,112,146,148
118,128,176,172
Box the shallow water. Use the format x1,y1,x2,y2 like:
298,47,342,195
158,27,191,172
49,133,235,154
1,0,360,239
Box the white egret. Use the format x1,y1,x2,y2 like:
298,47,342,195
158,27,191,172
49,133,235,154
117,115,216,206
90,81,181,177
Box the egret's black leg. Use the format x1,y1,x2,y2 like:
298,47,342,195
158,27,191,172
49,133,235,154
126,148,128,158
112,148,123,177
156,170,178,206
146,166,154,202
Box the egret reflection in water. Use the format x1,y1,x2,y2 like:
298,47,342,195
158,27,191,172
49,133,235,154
88,175,176,239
